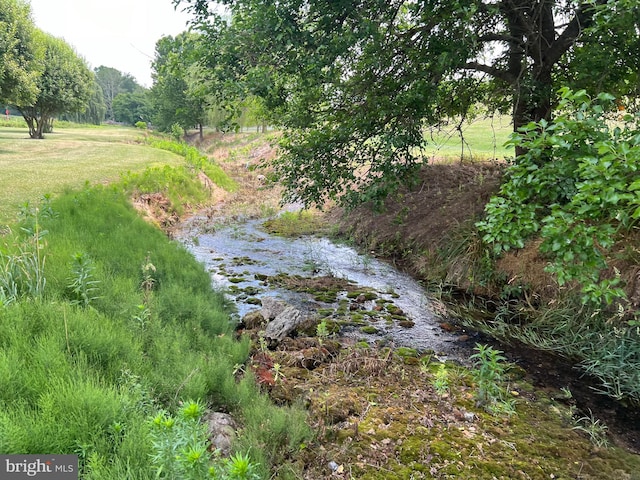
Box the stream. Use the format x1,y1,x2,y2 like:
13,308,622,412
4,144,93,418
175,212,640,453
176,214,472,362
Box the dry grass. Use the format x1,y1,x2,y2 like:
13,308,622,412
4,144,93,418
0,126,184,224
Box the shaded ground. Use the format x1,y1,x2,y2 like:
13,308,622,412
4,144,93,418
170,133,640,478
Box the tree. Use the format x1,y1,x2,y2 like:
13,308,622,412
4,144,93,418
150,32,209,139
94,66,139,121
112,89,151,125
177,0,640,207
61,78,106,125
0,0,43,106
15,32,94,139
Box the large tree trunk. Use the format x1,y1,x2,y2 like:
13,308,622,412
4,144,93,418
467,1,601,157
43,117,54,134
512,68,554,156
22,114,45,139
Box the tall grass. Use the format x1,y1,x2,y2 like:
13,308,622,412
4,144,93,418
0,180,311,477
145,135,238,192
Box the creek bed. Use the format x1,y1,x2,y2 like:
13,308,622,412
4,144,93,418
176,215,471,361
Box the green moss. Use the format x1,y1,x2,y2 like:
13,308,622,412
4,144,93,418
313,293,334,302
360,326,379,334
397,437,425,463
395,347,418,358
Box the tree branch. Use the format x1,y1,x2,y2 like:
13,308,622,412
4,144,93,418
463,61,516,84
546,2,601,65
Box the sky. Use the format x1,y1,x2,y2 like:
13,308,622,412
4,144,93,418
28,0,195,88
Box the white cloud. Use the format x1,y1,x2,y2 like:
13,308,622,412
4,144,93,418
28,0,194,87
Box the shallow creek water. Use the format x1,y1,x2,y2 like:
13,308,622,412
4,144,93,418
176,214,471,361
175,213,640,451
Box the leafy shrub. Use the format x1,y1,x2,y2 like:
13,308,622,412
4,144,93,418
171,123,185,141
478,88,640,305
135,121,148,129
471,344,515,415
149,401,261,480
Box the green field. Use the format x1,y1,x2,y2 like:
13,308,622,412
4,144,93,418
0,118,513,224
424,115,514,160
0,126,184,223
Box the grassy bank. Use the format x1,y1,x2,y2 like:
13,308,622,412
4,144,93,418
0,127,311,478
0,126,183,224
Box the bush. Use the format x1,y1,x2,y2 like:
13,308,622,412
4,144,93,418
478,88,640,306
171,123,184,141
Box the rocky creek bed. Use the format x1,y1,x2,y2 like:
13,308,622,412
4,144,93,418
174,212,640,479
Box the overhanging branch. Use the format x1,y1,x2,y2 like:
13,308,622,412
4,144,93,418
463,61,516,84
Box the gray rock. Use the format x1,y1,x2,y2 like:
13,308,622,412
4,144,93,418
264,306,305,344
260,297,287,320
204,411,238,457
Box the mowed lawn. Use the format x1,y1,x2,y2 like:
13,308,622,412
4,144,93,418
424,114,515,160
0,125,184,224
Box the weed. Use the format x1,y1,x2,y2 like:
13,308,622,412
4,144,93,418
272,363,285,383
149,400,261,479
222,452,261,480
149,400,211,479
432,363,450,396
0,198,54,302
572,410,609,448
66,252,101,307
257,332,268,353
316,319,330,343
132,304,152,329
140,253,156,305
470,344,516,415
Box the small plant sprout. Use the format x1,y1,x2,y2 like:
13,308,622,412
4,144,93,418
470,344,516,415
223,452,261,480
141,253,156,304
419,354,432,374
559,386,573,400
432,363,450,396
316,319,329,342
573,410,609,448
257,332,268,353
272,363,285,383
133,303,151,329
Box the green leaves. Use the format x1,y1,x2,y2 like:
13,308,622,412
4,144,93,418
66,252,101,308
478,88,640,306
14,32,94,138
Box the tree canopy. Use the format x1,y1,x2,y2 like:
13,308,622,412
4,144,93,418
0,0,42,106
149,32,209,138
94,66,140,121
16,32,94,138
177,0,640,207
